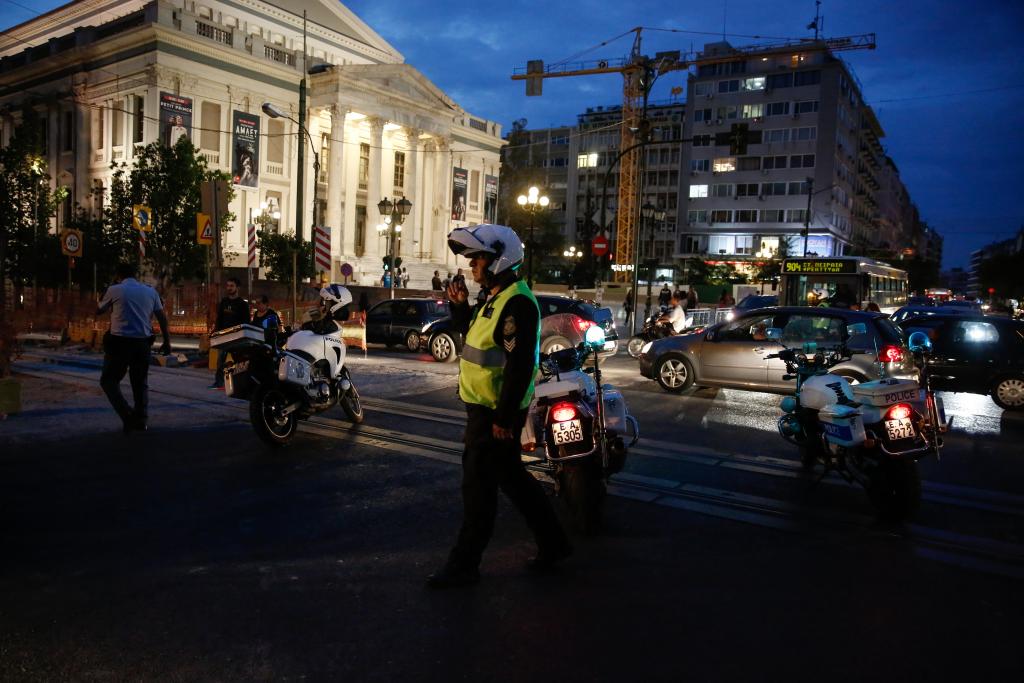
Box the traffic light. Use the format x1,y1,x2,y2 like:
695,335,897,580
382,256,403,270
729,123,749,156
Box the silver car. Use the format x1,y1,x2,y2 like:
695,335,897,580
638,307,918,393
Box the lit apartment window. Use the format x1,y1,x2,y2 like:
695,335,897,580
741,104,763,119
713,157,736,172
736,235,754,254
689,184,708,198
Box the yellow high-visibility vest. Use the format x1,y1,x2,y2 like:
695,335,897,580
458,279,540,410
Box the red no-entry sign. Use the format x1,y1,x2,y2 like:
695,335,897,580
592,235,609,256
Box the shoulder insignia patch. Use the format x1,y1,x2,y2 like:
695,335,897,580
502,315,516,337
503,339,516,352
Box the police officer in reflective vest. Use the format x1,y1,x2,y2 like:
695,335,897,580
428,224,571,589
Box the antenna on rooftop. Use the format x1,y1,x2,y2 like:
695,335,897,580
807,0,823,40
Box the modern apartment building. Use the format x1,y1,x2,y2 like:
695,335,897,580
679,40,880,261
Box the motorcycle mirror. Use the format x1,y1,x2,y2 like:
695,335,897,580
765,328,783,340
846,322,868,337
907,330,933,354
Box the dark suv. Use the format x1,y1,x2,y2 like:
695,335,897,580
536,295,618,356
899,314,1024,410
365,298,463,362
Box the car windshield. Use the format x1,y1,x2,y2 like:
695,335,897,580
781,314,846,345
737,295,776,309
424,301,449,316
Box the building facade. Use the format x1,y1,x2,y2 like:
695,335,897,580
0,0,504,285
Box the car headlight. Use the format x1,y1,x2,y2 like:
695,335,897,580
641,341,653,355
725,311,735,321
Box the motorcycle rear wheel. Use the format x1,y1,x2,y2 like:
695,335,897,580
250,387,298,447
559,460,606,534
867,458,921,522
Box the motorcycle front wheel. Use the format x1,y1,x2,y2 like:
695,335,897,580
340,381,364,424
558,459,606,534
250,386,298,447
867,458,921,522
627,336,647,358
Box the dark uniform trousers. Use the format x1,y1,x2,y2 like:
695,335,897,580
449,404,569,570
100,334,153,424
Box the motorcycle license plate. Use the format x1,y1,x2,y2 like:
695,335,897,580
885,418,915,440
552,419,583,445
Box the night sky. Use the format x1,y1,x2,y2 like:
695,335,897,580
4,0,1023,269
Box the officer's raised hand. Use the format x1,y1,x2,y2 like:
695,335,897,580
446,279,468,306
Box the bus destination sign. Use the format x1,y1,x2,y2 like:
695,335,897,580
784,259,859,275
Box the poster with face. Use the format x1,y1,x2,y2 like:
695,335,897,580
484,175,498,223
231,110,260,190
159,93,193,147
451,167,468,221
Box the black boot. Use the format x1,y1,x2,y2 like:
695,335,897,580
426,564,480,589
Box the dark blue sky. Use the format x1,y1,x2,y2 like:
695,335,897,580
4,0,1023,269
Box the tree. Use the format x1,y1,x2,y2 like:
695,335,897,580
978,251,1024,300
0,118,66,309
256,229,315,287
105,138,233,290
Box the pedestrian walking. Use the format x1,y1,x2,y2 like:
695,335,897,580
623,287,634,329
96,262,171,433
443,272,452,290
717,289,735,308
428,224,571,589
431,270,443,291
211,277,249,389
686,285,699,311
402,268,410,289
658,284,672,307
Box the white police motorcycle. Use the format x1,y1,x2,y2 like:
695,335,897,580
210,284,363,447
521,324,639,531
766,325,947,521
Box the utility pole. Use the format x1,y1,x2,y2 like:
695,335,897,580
295,10,307,253
802,176,814,257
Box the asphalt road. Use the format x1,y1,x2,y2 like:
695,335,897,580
1,346,1022,681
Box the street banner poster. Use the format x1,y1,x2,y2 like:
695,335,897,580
159,92,193,147
231,110,260,190
451,167,468,221
484,175,498,223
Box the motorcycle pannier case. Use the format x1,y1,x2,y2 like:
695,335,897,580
852,378,921,407
817,404,866,447
210,324,267,353
225,361,255,400
602,385,628,433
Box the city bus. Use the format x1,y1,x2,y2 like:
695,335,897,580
780,257,909,313
924,288,952,303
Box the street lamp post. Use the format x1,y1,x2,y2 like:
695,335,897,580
562,245,583,285
516,186,549,288
376,196,412,300
262,102,321,326
640,202,666,322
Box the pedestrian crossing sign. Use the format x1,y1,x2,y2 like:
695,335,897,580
197,213,214,245
132,204,153,232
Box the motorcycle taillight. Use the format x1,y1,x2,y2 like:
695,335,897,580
887,403,912,420
551,402,578,422
573,316,594,333
880,345,905,363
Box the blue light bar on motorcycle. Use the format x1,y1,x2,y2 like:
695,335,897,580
584,325,606,347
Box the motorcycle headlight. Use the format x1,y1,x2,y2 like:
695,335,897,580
641,341,653,355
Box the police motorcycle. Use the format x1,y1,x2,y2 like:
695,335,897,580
766,325,947,521
210,284,364,447
626,305,673,358
522,324,639,531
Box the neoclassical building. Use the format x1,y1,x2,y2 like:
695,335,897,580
0,0,504,284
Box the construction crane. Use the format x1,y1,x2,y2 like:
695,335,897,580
512,27,875,282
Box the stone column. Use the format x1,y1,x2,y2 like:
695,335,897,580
341,115,360,258
432,138,451,264
403,127,420,259
365,117,385,257
325,105,346,274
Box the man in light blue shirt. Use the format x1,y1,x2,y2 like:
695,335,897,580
96,263,171,433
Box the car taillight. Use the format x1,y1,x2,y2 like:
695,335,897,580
551,402,578,422
880,345,904,363
573,316,594,333
887,403,912,420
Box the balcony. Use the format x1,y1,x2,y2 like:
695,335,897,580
265,45,296,67
197,21,232,46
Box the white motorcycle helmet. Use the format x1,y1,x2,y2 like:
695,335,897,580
447,224,524,276
319,283,353,316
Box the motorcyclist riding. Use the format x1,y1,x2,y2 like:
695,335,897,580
301,284,348,335
657,293,689,334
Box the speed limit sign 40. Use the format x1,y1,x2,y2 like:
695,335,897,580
60,229,83,257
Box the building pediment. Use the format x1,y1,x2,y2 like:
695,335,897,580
317,63,458,115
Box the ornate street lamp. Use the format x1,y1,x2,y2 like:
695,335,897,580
377,196,412,299
516,186,549,288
